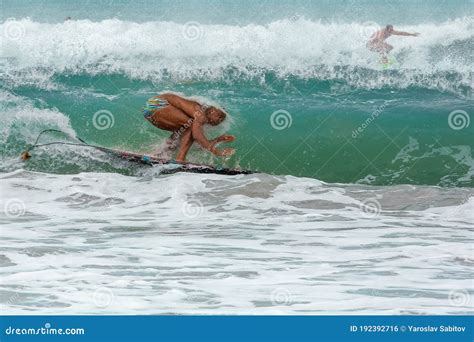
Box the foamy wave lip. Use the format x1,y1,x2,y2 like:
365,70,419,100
1,170,472,314
0,17,472,91
0,90,75,144
0,99,79,173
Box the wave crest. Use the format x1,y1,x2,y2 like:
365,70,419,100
1,17,472,93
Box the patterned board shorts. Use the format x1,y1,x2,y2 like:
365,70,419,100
143,97,169,118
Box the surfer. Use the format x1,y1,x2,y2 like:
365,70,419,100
143,93,235,162
367,25,419,63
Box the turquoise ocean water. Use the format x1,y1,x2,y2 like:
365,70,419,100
1,1,473,315
1,0,473,186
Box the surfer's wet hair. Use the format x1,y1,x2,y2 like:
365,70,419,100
205,106,227,125
386,24,393,30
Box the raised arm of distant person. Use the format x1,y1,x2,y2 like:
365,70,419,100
391,30,419,37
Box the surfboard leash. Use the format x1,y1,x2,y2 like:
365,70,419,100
20,129,112,160
21,129,255,175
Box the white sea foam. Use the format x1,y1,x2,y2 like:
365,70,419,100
0,170,472,314
0,90,75,145
0,17,472,90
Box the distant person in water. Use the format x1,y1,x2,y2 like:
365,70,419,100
367,25,419,63
143,93,235,162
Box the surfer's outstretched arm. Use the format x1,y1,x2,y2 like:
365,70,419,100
392,30,419,37
191,115,234,157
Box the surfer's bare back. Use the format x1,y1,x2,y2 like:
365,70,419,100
142,93,235,162
367,24,419,63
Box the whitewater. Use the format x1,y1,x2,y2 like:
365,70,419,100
0,17,472,91
1,170,473,314
1,1,473,315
